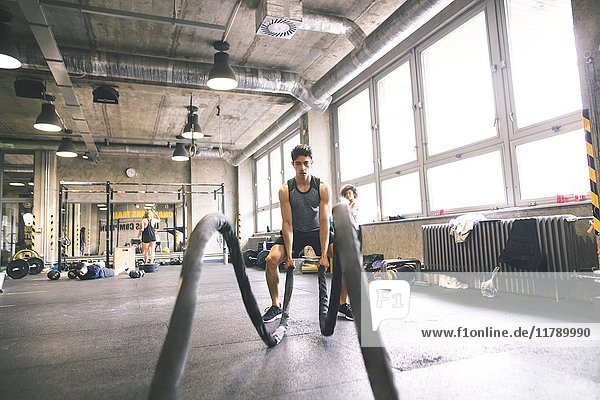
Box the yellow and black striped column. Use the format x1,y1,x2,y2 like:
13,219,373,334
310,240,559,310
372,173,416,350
237,214,241,244
584,109,600,234
50,215,54,253
31,215,36,251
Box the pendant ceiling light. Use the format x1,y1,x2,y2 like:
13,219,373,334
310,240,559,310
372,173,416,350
207,41,237,91
0,10,21,70
171,142,189,161
34,95,63,132
182,112,203,139
181,94,203,139
56,136,77,158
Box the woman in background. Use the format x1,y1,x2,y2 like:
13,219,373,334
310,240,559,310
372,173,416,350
138,209,160,264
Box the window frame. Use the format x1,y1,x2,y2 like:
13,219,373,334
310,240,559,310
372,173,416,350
330,0,584,221
253,130,301,233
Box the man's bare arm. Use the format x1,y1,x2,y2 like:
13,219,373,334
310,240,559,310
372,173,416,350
318,183,332,267
279,184,294,267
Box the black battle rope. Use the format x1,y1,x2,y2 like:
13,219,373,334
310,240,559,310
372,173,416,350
318,249,342,336
148,213,293,400
332,203,399,400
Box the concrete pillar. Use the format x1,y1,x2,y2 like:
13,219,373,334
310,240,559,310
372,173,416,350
571,0,600,258
238,157,254,249
305,109,333,189
33,150,58,265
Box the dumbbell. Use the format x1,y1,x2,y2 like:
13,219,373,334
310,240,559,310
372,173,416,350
243,249,258,266
256,250,269,269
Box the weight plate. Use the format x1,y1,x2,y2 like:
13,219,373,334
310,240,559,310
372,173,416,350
6,259,29,279
27,257,44,275
256,250,269,269
243,249,258,266
47,270,61,280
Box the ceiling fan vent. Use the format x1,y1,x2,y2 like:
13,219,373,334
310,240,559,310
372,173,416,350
256,0,302,39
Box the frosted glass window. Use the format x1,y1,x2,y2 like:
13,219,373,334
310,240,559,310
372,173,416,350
428,151,505,210
257,210,270,233
337,89,374,181
269,148,282,202
256,157,269,208
516,130,588,199
271,207,282,231
421,12,497,155
355,183,378,225
505,0,581,128
377,61,417,169
381,172,422,216
283,133,300,181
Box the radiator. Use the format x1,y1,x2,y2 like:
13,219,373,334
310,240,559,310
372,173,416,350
422,216,582,296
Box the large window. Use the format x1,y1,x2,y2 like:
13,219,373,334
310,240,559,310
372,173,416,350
381,172,422,217
337,88,373,181
427,151,506,211
333,0,584,220
505,0,581,128
377,61,417,169
515,130,588,200
254,133,300,232
421,11,497,156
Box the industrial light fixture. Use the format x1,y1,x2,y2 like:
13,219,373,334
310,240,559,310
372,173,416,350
171,142,189,161
0,10,21,70
28,182,34,186
56,134,77,158
34,94,63,132
9,182,25,187
182,113,203,139
207,41,237,91
181,94,203,139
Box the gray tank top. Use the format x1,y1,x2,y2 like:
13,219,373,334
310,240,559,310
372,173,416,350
288,176,320,233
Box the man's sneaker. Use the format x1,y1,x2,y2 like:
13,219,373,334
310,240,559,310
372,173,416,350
262,305,282,322
338,303,354,321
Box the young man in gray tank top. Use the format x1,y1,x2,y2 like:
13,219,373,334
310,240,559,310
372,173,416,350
262,144,353,322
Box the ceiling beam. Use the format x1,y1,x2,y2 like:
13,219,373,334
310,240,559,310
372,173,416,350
17,0,100,161
38,0,226,33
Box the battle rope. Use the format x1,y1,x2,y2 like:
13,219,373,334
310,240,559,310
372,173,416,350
332,204,399,400
149,214,291,400
149,205,398,399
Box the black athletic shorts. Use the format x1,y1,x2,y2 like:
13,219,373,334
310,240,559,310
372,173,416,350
274,229,334,258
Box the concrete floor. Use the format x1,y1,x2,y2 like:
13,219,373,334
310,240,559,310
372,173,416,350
0,263,599,400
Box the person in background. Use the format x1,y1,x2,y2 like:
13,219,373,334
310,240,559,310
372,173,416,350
139,209,160,264
74,260,128,280
340,184,359,230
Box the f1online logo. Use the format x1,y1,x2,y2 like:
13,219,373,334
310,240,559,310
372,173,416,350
369,280,410,331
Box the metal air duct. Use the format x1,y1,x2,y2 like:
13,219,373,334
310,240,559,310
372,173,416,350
233,0,454,165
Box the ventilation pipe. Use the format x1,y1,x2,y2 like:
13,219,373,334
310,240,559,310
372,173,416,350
231,0,454,166
301,12,366,48
2,139,230,160
17,44,330,112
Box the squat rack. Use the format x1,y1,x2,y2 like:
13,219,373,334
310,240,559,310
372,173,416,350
58,181,226,269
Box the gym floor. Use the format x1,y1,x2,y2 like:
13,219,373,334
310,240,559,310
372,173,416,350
0,263,599,400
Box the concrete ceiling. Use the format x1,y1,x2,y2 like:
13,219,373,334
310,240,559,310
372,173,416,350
0,0,404,159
